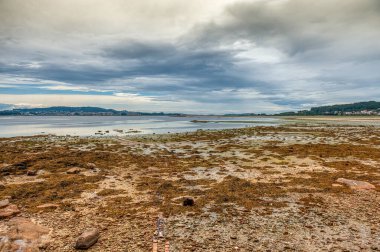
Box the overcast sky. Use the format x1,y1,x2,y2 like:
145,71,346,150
1,0,379,113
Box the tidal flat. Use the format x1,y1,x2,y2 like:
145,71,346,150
0,123,380,251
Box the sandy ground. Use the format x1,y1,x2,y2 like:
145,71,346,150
0,122,380,251
283,116,380,123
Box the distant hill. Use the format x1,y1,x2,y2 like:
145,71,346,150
0,106,184,116
0,103,13,111
278,101,380,116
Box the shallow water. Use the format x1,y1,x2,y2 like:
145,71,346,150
0,116,283,137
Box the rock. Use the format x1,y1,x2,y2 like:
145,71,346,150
8,218,50,241
86,163,96,169
1,162,28,176
14,162,28,170
75,228,100,250
332,183,343,187
0,204,20,219
27,170,37,176
0,217,51,251
0,199,10,208
67,167,81,174
37,170,45,175
183,198,194,206
336,178,375,190
36,203,59,210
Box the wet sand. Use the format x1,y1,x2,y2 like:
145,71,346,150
0,122,379,251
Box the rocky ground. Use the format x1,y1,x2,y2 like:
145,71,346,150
0,123,380,251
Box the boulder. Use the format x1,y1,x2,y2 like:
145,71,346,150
0,204,20,219
8,218,50,241
0,217,50,251
67,167,81,174
75,228,100,250
336,178,375,190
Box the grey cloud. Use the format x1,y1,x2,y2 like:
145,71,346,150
102,41,177,60
194,0,380,57
1,0,380,113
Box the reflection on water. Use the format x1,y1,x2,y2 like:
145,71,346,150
0,116,282,137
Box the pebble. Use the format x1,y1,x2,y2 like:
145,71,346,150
27,170,37,176
37,203,60,209
0,199,10,208
67,167,82,174
183,198,195,206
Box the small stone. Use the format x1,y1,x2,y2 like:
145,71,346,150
14,161,28,170
86,163,96,169
0,199,10,208
37,170,45,175
27,170,37,176
0,204,20,219
67,167,81,174
75,228,100,250
183,198,194,206
332,183,343,187
36,203,59,209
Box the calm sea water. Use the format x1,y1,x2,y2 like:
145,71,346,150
0,116,283,137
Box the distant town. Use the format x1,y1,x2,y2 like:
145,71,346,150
277,101,380,116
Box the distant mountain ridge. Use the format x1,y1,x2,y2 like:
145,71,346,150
0,106,183,116
1,101,379,116
278,101,380,116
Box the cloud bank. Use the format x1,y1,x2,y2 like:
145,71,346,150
0,0,379,113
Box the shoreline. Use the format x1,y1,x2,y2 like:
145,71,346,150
2,115,380,139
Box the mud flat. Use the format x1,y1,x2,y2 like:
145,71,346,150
0,123,380,251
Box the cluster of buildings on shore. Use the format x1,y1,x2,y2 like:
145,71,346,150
338,110,380,115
